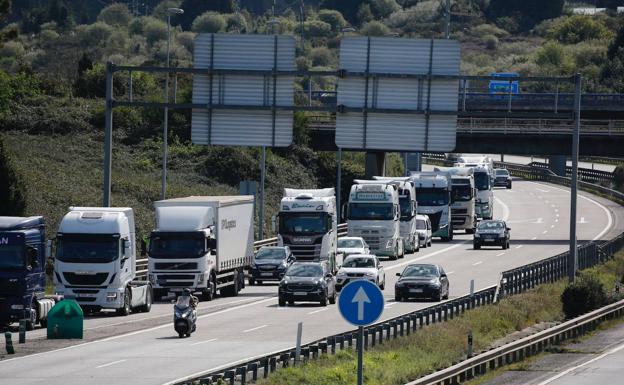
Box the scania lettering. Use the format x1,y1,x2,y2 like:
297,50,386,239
347,181,403,260
276,188,337,272
54,208,152,315
409,171,453,241
373,177,419,253
148,196,254,301
0,216,56,329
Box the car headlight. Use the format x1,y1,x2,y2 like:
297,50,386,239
251,263,257,269
429,279,441,286
365,272,376,277
474,233,480,237
280,260,288,268
396,282,405,288
11,304,24,310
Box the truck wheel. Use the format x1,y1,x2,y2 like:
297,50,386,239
329,289,336,305
138,287,152,313
202,275,216,301
278,296,286,306
116,288,131,316
249,278,255,286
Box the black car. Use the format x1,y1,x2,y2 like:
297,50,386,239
249,246,294,285
493,168,512,189
395,263,449,302
473,220,510,249
278,262,336,306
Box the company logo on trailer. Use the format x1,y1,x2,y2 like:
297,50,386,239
221,219,237,230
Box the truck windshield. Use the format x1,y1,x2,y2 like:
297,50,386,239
279,213,329,235
399,197,413,220
149,234,205,259
56,234,120,263
452,185,472,202
348,203,394,220
0,245,25,269
474,172,490,190
415,188,449,206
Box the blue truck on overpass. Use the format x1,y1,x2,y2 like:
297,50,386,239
0,216,55,330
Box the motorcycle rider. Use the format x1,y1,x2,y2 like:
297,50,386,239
181,288,198,309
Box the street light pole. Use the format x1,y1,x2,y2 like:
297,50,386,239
161,8,184,201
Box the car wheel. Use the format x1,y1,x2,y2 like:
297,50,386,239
473,243,480,250
278,296,286,307
248,278,255,286
379,280,385,290
320,291,328,307
329,289,336,305
288,300,295,306
428,239,432,247
434,290,442,302
395,294,402,302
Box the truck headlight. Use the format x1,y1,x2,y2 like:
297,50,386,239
474,233,480,237
106,292,118,299
11,305,24,310
197,273,205,283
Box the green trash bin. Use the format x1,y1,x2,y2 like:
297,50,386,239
47,299,84,339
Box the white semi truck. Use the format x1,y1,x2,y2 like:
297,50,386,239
473,165,494,220
409,171,453,241
148,196,254,301
346,181,404,260
373,177,419,253
54,207,152,315
276,188,338,273
450,172,477,234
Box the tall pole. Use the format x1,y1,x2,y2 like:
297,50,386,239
161,14,171,201
444,0,450,39
568,73,582,283
357,326,364,385
337,148,342,223
259,147,266,240
103,62,114,207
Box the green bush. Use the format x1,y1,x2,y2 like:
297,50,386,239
97,3,132,27
0,136,26,216
309,47,334,67
547,15,614,44
302,20,332,38
561,273,608,319
191,11,226,33
614,165,624,192
360,20,390,37
483,34,499,50
318,9,348,32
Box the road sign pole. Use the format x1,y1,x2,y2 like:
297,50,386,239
569,73,582,283
357,325,364,385
103,62,114,207
337,147,342,224
259,146,266,240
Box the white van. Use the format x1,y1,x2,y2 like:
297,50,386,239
415,215,432,248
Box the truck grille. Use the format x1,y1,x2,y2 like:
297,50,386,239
286,244,322,261
157,274,195,280
362,236,380,249
425,211,442,232
452,208,467,214
452,216,467,225
63,273,109,286
154,262,198,270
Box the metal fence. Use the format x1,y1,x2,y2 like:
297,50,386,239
529,161,614,185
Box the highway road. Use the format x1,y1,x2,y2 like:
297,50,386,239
1,178,622,385
488,154,617,173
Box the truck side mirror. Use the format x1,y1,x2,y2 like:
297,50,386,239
341,204,347,221
271,215,277,233
140,239,147,257
207,238,217,250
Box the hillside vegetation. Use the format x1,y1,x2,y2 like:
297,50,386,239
1,0,624,237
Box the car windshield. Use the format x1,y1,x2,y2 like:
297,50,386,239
286,264,323,277
338,239,364,248
348,203,394,220
399,196,413,220
342,257,375,268
474,172,490,190
280,212,329,235
452,185,472,202
256,248,286,260
403,265,438,277
495,169,509,176
175,295,191,308
149,234,204,259
56,234,120,263
478,221,504,229
416,219,427,230
0,245,24,269
415,188,449,206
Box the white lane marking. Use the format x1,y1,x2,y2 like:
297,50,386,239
384,302,397,308
531,237,537,240
556,213,560,217
544,200,549,203
515,245,523,249
551,204,556,208
496,252,506,257
533,218,543,224
535,341,624,385
386,241,470,271
96,360,126,369
555,219,559,223
190,338,217,346
307,308,328,315
0,296,278,365
243,325,268,333
529,181,613,241
543,230,548,234
579,217,587,224
447,271,455,275
496,196,511,221
472,261,483,266
536,188,550,193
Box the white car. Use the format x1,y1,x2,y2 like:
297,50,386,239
415,215,433,248
335,254,385,291
337,236,370,260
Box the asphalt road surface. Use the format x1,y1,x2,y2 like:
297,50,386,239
1,178,622,385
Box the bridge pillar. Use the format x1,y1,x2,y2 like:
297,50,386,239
548,155,567,176
365,152,386,178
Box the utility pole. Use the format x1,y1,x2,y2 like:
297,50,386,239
444,0,451,39
568,73,582,283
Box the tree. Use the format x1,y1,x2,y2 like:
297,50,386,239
487,0,564,31
191,11,226,33
601,24,624,92
0,136,26,216
317,9,348,32
0,0,10,22
97,3,132,27
360,20,390,36
178,0,234,30
548,15,613,44
370,0,400,19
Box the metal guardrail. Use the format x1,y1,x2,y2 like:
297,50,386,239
135,224,348,279
406,298,624,385
529,161,614,185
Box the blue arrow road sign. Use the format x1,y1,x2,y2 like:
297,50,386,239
338,280,384,326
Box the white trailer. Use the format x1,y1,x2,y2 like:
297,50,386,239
54,207,152,316
148,196,254,301
373,177,419,253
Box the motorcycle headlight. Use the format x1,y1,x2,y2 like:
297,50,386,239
175,311,182,318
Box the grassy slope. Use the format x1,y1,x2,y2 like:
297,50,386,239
257,252,624,385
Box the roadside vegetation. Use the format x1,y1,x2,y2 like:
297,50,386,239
256,251,624,385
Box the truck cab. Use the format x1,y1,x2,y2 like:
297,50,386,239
54,207,151,315
0,216,55,329
473,165,494,219
450,173,477,233
373,177,419,253
277,188,337,273
346,181,403,260
409,171,453,241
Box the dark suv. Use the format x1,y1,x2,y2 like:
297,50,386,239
473,220,510,249
278,262,336,306
249,246,294,285
493,169,512,189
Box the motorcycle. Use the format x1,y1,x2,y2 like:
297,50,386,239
173,295,197,338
